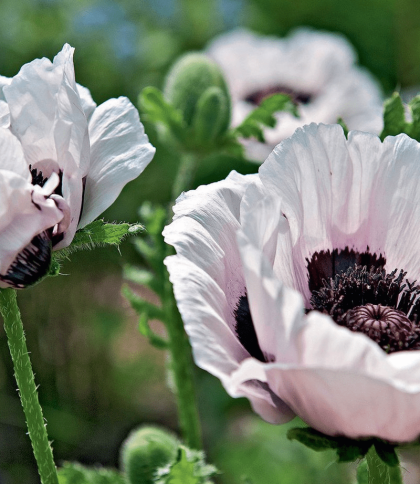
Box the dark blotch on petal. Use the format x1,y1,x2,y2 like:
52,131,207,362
306,247,386,292
245,85,312,106
0,232,52,289
234,294,265,362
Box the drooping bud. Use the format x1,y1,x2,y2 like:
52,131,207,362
164,53,231,142
120,425,179,484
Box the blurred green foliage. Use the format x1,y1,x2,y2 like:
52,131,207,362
0,0,419,483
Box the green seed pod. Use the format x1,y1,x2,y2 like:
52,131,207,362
164,53,231,137
120,426,179,484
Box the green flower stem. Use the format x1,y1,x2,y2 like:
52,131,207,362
162,150,203,449
366,447,402,484
171,152,199,201
0,288,58,484
163,268,202,449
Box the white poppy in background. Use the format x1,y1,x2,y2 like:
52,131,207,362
164,123,420,442
0,45,155,288
207,29,384,160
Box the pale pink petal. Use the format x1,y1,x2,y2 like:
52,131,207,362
0,172,63,280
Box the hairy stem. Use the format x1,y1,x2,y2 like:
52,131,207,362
163,267,202,449
366,447,402,484
0,288,58,484
171,152,199,201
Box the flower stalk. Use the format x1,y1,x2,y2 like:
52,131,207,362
164,151,202,449
366,447,402,484
0,288,58,484
171,152,200,201
163,270,202,449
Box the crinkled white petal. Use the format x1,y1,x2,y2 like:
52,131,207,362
0,75,11,101
259,124,420,298
3,44,90,251
78,97,155,228
0,100,9,128
233,224,420,439
77,83,97,122
0,128,30,180
0,172,63,279
164,172,287,415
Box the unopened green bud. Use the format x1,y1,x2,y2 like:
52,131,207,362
164,53,231,140
120,426,179,484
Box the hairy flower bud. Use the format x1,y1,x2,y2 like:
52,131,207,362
120,426,179,484
164,53,231,140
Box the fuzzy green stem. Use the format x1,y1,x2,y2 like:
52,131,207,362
171,152,199,201
0,288,58,484
163,270,202,449
366,447,402,484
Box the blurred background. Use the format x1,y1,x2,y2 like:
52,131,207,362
0,0,417,482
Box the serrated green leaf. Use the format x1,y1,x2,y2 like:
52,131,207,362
123,265,163,296
380,93,407,140
122,285,165,322
234,93,298,142
155,447,217,484
139,86,186,140
357,459,368,484
336,442,369,463
162,447,199,484
58,462,125,484
373,441,399,467
287,427,338,452
288,427,373,463
55,220,141,260
337,117,349,138
138,312,168,349
138,203,168,237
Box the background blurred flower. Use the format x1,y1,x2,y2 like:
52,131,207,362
208,29,384,160
164,123,420,442
0,44,155,288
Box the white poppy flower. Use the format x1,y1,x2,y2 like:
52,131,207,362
207,29,384,160
164,123,420,442
0,128,64,288
0,45,155,288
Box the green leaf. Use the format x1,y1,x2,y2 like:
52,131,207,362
58,462,125,484
122,285,165,322
337,117,349,138
287,427,372,463
155,447,217,484
138,312,168,349
336,441,370,463
357,459,368,484
56,220,142,260
139,86,186,140
123,265,163,296
287,427,337,452
373,441,400,467
234,93,298,142
381,93,406,140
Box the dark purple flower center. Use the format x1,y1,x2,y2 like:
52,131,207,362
234,247,420,359
245,85,312,106
30,165,63,197
308,248,420,353
0,231,52,289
